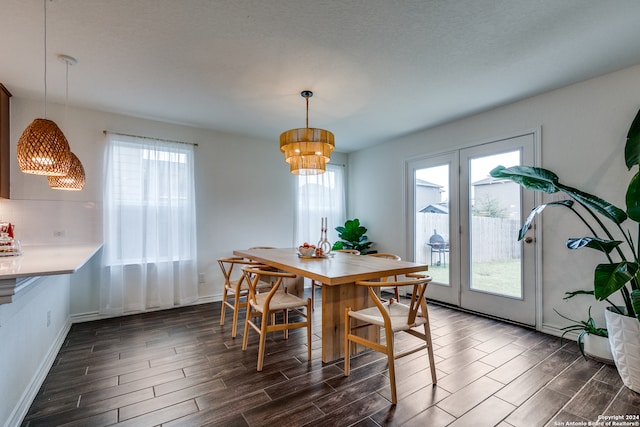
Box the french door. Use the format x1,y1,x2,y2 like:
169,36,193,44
406,132,539,326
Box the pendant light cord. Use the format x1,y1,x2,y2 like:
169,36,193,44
43,0,47,119
64,58,69,129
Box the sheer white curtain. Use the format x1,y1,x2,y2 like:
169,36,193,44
294,164,346,247
100,133,198,315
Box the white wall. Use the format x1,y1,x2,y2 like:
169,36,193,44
0,274,71,427
2,95,324,426
348,63,640,334
7,97,309,317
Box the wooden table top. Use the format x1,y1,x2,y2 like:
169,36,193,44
233,247,428,285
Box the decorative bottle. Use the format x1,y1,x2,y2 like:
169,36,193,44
317,217,331,256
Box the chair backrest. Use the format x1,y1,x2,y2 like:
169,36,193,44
367,253,401,281
248,246,276,250
335,249,360,255
368,253,401,261
217,256,262,285
356,274,432,326
242,265,296,306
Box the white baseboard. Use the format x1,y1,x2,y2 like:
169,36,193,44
70,294,223,324
70,311,105,323
541,323,578,341
5,318,72,427
194,294,220,304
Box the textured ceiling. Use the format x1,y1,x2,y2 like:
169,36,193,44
2,0,640,152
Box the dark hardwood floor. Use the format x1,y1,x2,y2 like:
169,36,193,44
22,291,640,427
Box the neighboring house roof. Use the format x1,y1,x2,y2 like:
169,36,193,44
472,176,513,186
419,203,449,214
415,178,443,189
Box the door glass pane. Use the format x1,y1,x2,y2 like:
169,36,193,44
469,151,522,298
415,165,449,285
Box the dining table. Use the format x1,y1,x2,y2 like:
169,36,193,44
233,247,428,363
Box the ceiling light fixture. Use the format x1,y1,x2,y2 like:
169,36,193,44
17,0,71,176
48,54,85,191
48,152,85,190
280,90,334,175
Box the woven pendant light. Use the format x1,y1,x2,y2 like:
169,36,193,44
17,0,71,176
48,55,84,190
280,91,334,175
18,119,71,175
48,152,85,190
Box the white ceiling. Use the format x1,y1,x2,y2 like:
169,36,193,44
2,0,640,153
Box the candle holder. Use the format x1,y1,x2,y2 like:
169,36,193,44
317,217,332,255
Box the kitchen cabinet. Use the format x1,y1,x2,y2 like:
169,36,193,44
0,83,11,199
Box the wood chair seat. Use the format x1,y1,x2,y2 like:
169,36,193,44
347,301,429,331
251,291,311,312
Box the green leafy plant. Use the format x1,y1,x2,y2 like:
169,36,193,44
331,218,374,254
555,307,608,359
490,108,640,322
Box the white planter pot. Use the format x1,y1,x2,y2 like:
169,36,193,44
581,332,614,365
605,307,640,393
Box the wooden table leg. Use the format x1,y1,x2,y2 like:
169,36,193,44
321,282,379,363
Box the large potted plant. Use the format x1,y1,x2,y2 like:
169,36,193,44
489,108,640,392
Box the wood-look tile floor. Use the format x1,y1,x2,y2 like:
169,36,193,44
22,292,640,427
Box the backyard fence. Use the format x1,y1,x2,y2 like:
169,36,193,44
416,213,521,264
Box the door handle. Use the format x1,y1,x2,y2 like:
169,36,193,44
524,236,534,244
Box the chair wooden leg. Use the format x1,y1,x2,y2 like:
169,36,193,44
242,305,252,351
231,293,241,338
394,286,400,300
306,299,312,361
283,309,289,339
257,312,269,371
385,326,398,404
344,307,351,376
311,280,317,311
219,288,228,326
423,318,437,385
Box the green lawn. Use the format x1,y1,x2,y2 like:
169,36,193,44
427,259,522,298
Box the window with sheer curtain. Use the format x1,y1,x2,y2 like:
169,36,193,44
294,164,346,247
101,133,198,315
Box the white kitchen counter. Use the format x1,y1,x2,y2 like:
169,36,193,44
0,243,102,304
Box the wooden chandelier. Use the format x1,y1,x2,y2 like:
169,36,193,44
280,91,334,175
